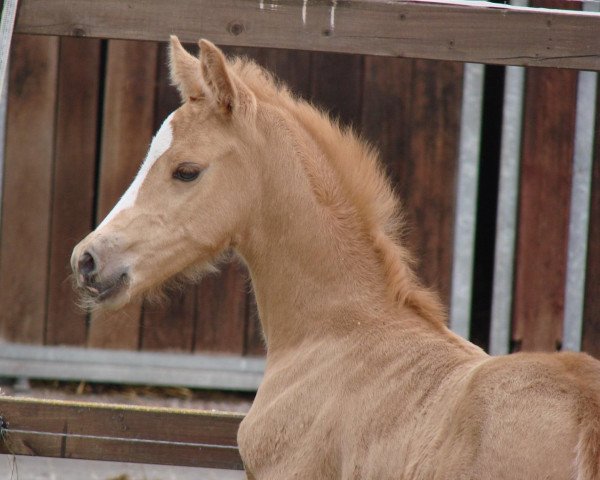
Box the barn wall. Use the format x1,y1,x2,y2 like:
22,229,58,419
0,33,597,362
0,35,462,357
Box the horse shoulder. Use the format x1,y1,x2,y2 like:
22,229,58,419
238,330,483,478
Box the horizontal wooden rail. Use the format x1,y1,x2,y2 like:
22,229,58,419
0,396,245,470
14,0,600,71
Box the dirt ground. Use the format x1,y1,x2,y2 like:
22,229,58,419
0,456,246,480
0,379,253,479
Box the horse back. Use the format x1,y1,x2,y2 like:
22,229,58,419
432,351,600,480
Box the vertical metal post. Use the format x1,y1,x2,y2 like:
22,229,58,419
0,60,7,226
488,0,528,356
449,63,484,339
0,0,18,96
562,0,598,350
489,65,526,355
0,0,19,226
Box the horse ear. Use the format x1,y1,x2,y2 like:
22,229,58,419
198,39,256,117
169,36,203,101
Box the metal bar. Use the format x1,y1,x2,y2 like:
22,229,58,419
449,63,485,339
562,0,599,351
489,63,526,355
0,0,18,230
3,428,240,451
0,58,8,229
0,0,18,96
14,0,600,71
0,343,265,391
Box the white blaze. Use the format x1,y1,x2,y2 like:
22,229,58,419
97,112,175,229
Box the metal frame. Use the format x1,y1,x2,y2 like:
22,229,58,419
0,343,265,391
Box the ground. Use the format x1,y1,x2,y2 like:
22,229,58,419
0,456,246,480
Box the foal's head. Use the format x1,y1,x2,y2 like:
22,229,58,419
72,38,260,309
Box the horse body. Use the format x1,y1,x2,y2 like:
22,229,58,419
240,333,595,479
70,37,600,479
238,327,482,479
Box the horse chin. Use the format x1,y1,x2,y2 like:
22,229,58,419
74,271,132,311
138,259,225,307
96,289,132,310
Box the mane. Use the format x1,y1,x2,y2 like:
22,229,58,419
228,57,446,327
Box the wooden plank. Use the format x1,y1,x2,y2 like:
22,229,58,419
141,291,196,352
195,262,248,354
222,45,313,101
310,52,363,126
45,37,102,346
0,396,244,470
512,66,578,352
87,40,158,349
0,35,59,344
257,48,313,101
361,57,463,307
153,42,181,131
140,44,197,352
15,0,600,71
512,0,578,352
582,79,600,359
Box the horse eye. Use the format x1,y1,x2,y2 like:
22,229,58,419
173,162,202,182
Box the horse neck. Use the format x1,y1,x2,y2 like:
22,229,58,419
236,108,410,353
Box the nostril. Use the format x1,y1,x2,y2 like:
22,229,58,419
78,251,97,277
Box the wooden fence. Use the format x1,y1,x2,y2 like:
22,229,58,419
0,0,598,383
0,396,244,469
0,0,599,472
0,37,465,353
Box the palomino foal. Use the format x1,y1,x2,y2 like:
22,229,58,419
72,38,600,479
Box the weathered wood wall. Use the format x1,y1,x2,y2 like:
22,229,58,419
0,35,462,356
511,0,588,353
0,31,597,359
0,396,244,469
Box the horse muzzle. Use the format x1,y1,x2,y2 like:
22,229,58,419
71,239,131,306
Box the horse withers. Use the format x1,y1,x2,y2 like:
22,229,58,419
71,37,600,479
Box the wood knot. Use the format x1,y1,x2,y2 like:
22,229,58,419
228,21,245,36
